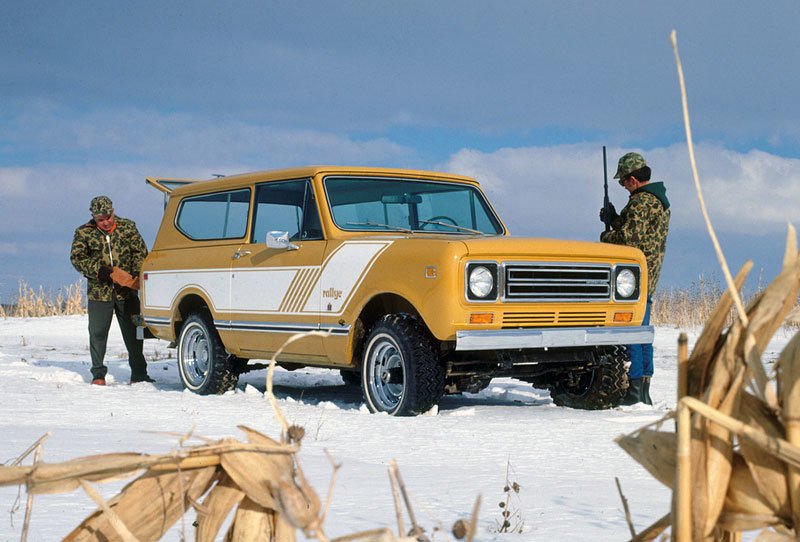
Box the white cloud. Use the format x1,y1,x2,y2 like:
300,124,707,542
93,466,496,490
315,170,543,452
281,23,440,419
442,143,800,238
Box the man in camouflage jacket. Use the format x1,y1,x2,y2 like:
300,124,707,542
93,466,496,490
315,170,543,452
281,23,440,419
600,152,670,405
70,195,152,385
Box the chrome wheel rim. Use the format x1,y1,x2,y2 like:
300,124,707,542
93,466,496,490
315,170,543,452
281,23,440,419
366,333,405,412
180,323,210,388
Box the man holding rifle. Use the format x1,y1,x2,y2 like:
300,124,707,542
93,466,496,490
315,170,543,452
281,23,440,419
600,152,670,405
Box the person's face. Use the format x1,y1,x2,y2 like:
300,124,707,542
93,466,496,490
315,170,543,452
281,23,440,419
618,175,636,193
94,212,116,232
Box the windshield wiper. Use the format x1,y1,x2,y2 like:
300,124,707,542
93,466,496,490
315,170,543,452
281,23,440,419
419,220,485,235
346,221,413,234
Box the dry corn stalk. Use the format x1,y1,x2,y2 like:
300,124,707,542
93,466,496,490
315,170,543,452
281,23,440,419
0,427,304,541
617,224,800,540
195,473,245,542
65,466,219,541
778,331,800,531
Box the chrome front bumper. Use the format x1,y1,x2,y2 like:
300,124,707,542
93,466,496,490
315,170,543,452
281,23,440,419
455,325,654,351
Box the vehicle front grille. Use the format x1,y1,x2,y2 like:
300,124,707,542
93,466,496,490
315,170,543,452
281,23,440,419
501,310,607,327
504,263,612,302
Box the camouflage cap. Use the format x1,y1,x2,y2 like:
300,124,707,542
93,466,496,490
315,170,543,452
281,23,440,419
614,152,648,179
90,195,114,216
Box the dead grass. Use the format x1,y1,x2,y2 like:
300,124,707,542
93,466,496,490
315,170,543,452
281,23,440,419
653,275,799,330
6,280,86,318
652,275,727,328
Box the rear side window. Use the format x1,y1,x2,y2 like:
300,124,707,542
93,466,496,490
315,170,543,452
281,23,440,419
176,189,251,240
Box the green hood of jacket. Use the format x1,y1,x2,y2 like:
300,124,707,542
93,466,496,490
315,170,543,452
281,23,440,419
633,181,670,210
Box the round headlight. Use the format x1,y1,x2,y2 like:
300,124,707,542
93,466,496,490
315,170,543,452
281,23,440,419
469,266,494,298
616,268,636,298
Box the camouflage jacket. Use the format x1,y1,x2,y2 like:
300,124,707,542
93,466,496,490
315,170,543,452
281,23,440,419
600,182,670,295
70,217,148,301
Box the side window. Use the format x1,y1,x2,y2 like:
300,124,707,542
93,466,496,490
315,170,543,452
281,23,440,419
176,189,250,240
252,179,323,243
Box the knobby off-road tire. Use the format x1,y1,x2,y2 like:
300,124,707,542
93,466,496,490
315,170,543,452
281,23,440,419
361,314,445,416
549,345,629,410
178,313,239,395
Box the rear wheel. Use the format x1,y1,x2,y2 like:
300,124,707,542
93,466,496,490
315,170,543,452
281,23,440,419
549,346,629,410
177,313,238,395
361,314,444,416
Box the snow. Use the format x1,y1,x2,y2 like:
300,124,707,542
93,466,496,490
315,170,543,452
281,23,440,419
0,316,792,540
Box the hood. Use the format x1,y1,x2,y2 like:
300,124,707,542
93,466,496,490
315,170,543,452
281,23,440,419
634,181,670,209
458,236,644,261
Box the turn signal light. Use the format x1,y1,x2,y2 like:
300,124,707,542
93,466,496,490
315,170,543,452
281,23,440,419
613,311,634,323
469,313,494,324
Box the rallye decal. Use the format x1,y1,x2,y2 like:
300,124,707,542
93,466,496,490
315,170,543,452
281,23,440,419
304,241,392,314
142,241,393,319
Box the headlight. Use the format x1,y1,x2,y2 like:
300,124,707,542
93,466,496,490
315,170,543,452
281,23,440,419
615,268,637,298
469,266,494,298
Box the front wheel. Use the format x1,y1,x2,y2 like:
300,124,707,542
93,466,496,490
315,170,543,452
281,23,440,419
549,346,629,410
177,313,238,395
361,314,444,416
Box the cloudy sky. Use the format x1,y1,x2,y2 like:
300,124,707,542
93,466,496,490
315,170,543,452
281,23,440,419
2,1,799,301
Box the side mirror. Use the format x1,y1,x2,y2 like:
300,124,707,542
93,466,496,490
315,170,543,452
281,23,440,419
266,231,299,251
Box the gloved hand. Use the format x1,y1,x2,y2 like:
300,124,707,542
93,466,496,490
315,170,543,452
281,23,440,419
110,267,140,290
599,202,619,224
98,265,114,285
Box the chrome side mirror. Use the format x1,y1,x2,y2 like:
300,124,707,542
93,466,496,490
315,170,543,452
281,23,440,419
266,231,299,251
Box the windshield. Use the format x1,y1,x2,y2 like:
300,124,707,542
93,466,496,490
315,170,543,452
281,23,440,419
324,176,504,235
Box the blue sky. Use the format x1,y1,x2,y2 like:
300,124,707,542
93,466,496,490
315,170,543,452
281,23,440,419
1,1,799,302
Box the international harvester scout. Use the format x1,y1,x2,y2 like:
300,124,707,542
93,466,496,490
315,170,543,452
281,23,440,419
140,167,652,415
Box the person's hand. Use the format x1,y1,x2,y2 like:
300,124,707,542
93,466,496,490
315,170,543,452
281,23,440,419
110,267,139,289
599,203,618,224
98,265,114,285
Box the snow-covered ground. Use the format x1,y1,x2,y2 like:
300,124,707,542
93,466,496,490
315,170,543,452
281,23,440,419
0,316,793,541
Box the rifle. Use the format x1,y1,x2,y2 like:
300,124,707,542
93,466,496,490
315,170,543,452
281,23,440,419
602,146,611,232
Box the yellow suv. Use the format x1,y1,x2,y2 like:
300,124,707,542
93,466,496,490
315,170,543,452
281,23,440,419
140,166,652,415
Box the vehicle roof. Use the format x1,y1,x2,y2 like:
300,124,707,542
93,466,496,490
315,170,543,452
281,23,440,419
169,165,480,197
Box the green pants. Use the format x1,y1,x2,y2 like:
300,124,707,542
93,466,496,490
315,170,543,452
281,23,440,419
88,294,148,380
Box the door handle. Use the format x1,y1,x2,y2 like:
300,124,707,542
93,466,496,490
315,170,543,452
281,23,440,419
232,250,252,260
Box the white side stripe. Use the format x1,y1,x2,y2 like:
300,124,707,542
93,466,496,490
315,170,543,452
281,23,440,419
143,241,393,316
304,241,392,313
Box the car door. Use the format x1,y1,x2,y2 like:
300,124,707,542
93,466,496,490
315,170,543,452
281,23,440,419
227,178,328,361
142,187,250,341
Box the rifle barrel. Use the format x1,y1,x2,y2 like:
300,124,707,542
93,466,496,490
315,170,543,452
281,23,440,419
603,146,611,232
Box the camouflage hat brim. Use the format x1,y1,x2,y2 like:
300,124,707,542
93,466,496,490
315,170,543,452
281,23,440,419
90,196,114,216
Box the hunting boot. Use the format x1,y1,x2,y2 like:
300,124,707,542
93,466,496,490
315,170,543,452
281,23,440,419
621,378,644,406
641,376,653,405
